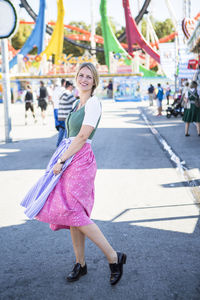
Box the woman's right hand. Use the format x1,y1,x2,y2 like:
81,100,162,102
53,163,63,175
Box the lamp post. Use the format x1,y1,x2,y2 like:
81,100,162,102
0,0,17,142
90,0,96,60
1,39,12,142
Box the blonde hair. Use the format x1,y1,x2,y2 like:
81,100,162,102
75,62,99,96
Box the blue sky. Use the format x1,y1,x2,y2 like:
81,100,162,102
12,0,199,27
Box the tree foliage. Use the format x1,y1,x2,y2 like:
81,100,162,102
154,18,174,39
141,17,174,40
10,17,175,64
11,22,32,50
63,21,88,57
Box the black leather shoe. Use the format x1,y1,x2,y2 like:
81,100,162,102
66,263,87,282
109,252,127,285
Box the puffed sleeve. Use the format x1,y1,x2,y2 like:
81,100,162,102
83,96,102,128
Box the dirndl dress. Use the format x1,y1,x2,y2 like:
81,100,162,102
182,89,200,123
21,96,101,231
182,102,200,122
21,138,96,231
36,140,96,230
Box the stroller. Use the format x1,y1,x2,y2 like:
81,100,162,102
166,93,184,118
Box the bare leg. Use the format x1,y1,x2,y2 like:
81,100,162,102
77,223,117,264
196,122,200,135
25,112,28,125
41,110,47,125
158,106,162,115
41,110,45,120
70,227,86,266
185,122,190,135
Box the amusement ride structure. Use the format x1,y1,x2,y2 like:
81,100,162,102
2,0,200,78
6,0,164,76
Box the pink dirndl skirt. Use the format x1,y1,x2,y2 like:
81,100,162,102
36,143,97,231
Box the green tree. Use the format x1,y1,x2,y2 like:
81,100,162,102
63,21,89,57
154,18,175,39
141,17,175,40
10,19,126,65
11,22,32,49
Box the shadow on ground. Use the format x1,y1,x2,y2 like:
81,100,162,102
0,124,182,171
0,218,200,300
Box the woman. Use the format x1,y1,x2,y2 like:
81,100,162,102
182,81,200,136
21,63,126,285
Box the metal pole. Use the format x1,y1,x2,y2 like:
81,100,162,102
90,0,96,59
137,0,141,32
174,35,178,93
145,14,150,69
1,39,12,142
188,0,191,18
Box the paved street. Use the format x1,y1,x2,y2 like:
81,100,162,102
0,100,200,300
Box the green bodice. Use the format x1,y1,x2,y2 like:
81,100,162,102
188,90,198,102
65,102,100,140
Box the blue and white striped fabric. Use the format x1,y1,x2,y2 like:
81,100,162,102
21,138,74,219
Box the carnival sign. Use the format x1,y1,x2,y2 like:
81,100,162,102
159,42,176,80
187,59,198,70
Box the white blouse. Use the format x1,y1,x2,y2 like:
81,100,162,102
82,96,102,128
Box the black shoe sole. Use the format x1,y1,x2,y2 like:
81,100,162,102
66,270,87,282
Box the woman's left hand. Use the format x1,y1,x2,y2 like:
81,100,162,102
53,163,63,175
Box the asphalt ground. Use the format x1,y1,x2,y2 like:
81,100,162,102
0,99,200,300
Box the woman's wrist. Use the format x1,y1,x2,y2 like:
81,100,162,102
57,158,65,164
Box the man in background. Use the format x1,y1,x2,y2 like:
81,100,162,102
57,81,76,147
147,84,154,106
156,83,164,116
52,78,66,131
37,81,48,125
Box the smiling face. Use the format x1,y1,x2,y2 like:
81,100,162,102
76,66,94,94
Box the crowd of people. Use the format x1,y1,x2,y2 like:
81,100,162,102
21,78,79,146
21,76,200,142
147,80,200,136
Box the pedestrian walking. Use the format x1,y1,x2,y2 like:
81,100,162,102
105,79,113,98
22,85,37,125
52,79,66,131
147,84,154,106
37,81,48,125
182,81,200,136
156,83,164,116
165,82,171,105
57,81,76,147
21,62,126,285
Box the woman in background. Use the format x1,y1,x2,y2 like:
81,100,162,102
182,81,200,136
